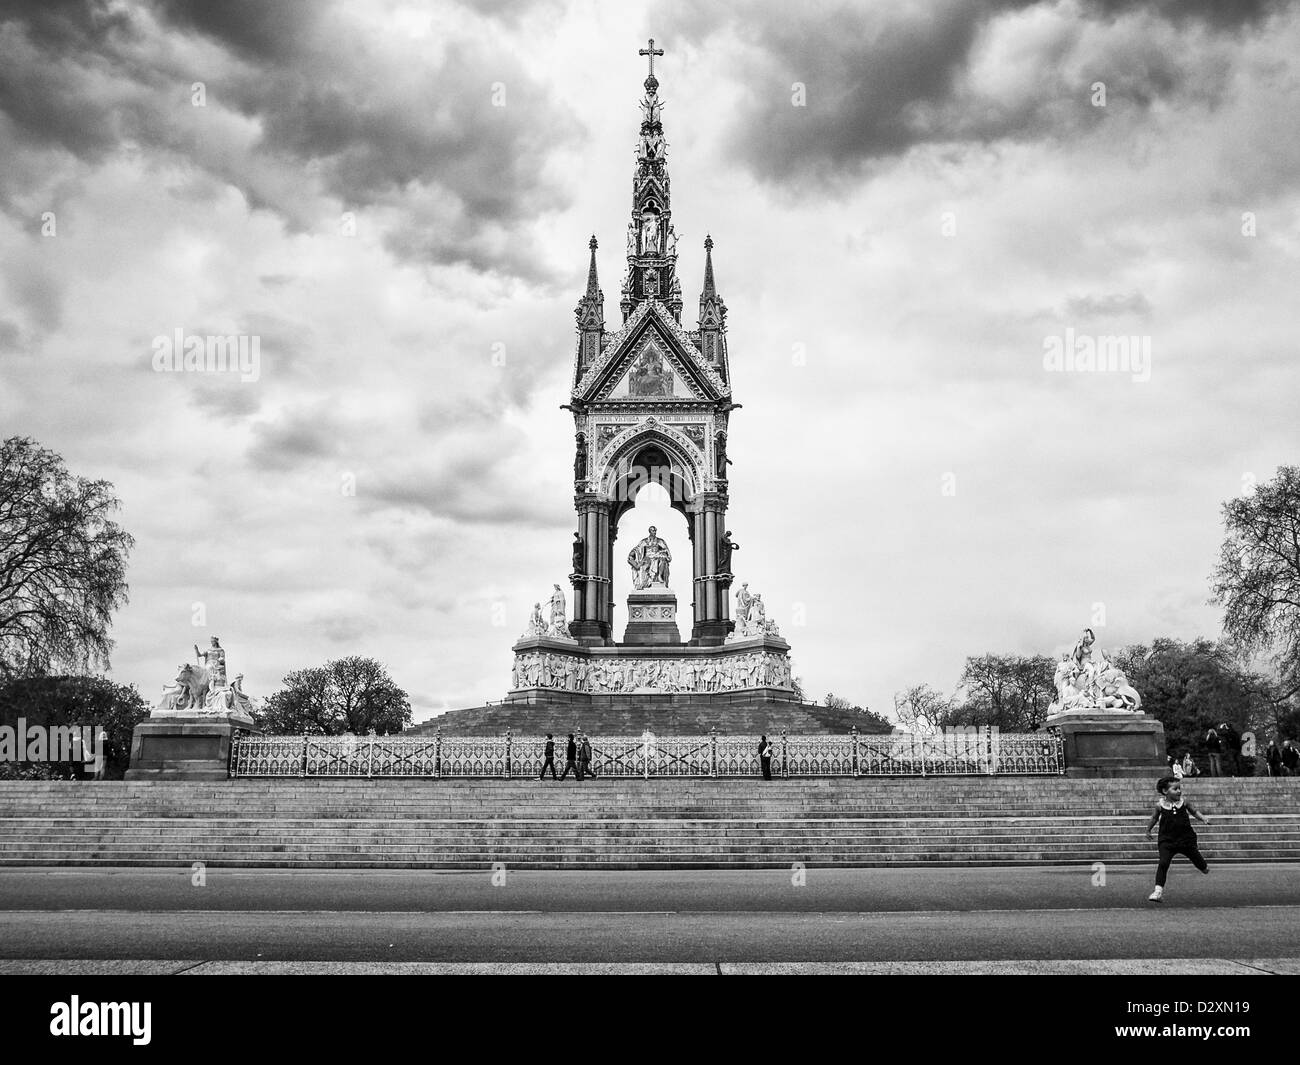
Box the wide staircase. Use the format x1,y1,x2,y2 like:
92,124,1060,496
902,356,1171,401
407,698,880,736
0,778,1297,869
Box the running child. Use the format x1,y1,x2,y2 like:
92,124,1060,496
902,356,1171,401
1144,775,1210,902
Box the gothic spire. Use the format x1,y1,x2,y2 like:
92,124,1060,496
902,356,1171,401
574,235,604,378
585,234,600,298
697,234,728,377
622,38,679,323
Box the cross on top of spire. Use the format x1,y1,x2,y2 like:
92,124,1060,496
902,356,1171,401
639,38,664,78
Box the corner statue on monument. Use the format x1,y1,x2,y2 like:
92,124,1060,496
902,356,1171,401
126,636,257,780
1045,625,1167,778
504,39,797,715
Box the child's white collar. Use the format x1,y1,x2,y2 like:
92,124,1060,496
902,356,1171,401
1160,797,1184,811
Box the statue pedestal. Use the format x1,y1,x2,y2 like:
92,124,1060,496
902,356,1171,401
125,712,257,781
622,589,681,646
1047,711,1167,778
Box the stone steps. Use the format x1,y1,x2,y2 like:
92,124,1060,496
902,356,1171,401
2,778,1296,869
407,700,879,737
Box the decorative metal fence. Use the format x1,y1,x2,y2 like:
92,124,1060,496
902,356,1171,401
230,728,1064,778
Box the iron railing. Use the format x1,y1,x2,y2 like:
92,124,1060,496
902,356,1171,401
229,728,1064,778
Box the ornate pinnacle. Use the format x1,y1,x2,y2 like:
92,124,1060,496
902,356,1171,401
585,236,600,298
702,235,716,299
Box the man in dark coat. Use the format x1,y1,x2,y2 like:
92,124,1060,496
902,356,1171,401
559,732,582,781
758,735,773,781
1219,722,1242,777
1282,740,1300,777
539,734,557,780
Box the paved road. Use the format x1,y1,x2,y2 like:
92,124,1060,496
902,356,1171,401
1,864,1297,966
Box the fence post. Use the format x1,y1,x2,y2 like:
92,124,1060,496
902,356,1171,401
435,728,442,780
367,735,374,779
505,728,512,780
850,725,859,778
300,735,308,778
780,729,788,778
710,728,718,778
919,733,927,778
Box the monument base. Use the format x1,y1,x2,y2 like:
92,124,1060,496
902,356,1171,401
125,714,257,781
621,589,682,645
1046,711,1167,778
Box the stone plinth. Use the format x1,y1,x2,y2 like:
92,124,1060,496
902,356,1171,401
1047,711,1167,778
125,713,257,781
622,589,681,646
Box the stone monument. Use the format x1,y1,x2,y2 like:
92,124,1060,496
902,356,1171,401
126,636,259,780
1045,627,1166,777
505,42,798,722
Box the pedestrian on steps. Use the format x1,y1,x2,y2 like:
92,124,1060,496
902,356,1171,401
539,734,558,780
1204,728,1223,777
580,733,594,780
1144,776,1210,903
559,732,582,781
759,735,773,781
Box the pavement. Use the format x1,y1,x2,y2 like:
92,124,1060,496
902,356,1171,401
1,863,1298,973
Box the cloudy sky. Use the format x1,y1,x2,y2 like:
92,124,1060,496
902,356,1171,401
2,0,1298,723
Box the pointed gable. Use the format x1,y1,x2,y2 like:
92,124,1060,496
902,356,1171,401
574,302,728,404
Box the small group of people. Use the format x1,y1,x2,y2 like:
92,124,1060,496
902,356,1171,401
1166,752,1199,779
1264,737,1300,777
539,732,594,781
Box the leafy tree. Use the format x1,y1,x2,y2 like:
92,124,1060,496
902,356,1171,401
940,654,1056,731
1110,639,1264,767
0,675,149,779
0,437,134,677
257,656,412,735
1211,466,1300,699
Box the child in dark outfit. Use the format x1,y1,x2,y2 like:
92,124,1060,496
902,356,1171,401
1144,776,1210,902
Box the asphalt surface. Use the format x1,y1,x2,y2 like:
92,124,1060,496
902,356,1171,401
0,864,1297,965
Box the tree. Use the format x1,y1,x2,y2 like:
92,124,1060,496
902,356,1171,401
257,656,412,735
892,683,955,731
823,692,893,733
1211,466,1300,698
0,675,149,779
0,437,134,677
1111,638,1271,766
941,654,1056,731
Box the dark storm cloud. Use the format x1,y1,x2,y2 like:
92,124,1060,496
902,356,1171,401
150,0,320,63
249,404,346,470
661,0,1291,187
0,319,22,350
1083,0,1288,29
0,0,582,279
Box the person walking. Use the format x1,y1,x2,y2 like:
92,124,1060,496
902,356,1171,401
539,733,558,780
1266,738,1283,777
1145,776,1211,902
758,735,774,781
1282,740,1299,777
559,732,582,781
1168,755,1183,780
580,733,594,780
1204,728,1223,777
